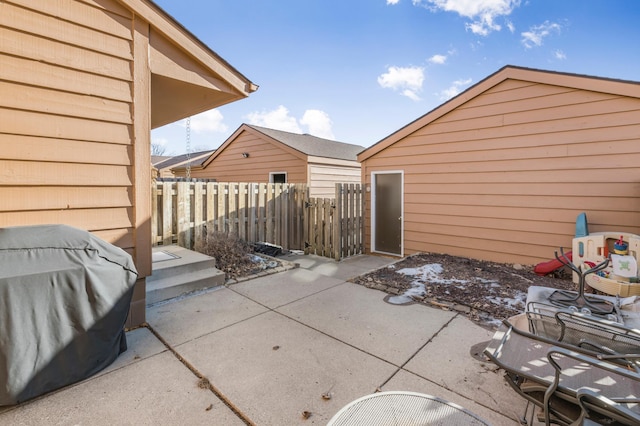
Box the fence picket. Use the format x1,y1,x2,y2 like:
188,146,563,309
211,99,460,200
162,181,173,246
152,180,363,260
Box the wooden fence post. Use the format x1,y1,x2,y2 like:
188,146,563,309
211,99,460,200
176,181,191,249
333,184,342,260
162,181,173,246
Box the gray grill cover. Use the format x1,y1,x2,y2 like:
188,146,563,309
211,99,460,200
0,224,138,405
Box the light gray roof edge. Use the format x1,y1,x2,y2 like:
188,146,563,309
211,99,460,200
248,125,364,161
155,150,215,169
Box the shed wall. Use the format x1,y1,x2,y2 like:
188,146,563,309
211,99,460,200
188,131,308,182
308,164,361,198
362,79,640,265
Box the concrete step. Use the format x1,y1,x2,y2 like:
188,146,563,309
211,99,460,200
146,267,225,306
150,245,217,281
147,245,225,306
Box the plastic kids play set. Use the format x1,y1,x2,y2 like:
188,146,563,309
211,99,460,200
536,213,640,297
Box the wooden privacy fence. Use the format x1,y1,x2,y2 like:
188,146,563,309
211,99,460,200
305,183,364,260
151,181,364,260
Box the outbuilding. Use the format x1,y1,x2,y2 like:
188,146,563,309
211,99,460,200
174,124,363,198
358,66,640,265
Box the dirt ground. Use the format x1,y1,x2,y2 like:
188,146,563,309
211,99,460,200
349,252,578,328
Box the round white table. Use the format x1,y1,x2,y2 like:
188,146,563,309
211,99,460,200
327,391,490,425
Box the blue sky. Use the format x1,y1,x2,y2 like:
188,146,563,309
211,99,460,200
151,0,640,155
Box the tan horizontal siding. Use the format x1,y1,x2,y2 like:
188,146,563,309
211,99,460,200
404,182,639,197
460,80,554,107
363,79,640,264
0,2,136,243
0,187,132,211
404,203,639,229
0,207,133,232
1,27,132,80
0,82,132,124
403,234,564,265
395,121,639,152
404,193,638,212
0,160,132,186
92,228,135,249
365,152,640,173
1,108,132,144
0,134,132,165
392,140,640,166
191,133,307,182
404,167,636,185
427,103,637,149
2,1,132,59
1,55,132,103
9,0,133,39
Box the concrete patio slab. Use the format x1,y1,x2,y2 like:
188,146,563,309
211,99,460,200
278,282,457,365
382,369,516,426
96,327,167,378
0,351,245,426
0,253,541,425
281,253,394,281
403,315,529,423
176,310,397,425
146,286,268,347
231,267,345,308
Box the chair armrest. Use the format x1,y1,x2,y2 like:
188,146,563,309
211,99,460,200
576,387,640,424
545,347,640,425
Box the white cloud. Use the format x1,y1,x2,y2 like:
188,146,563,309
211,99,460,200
428,54,447,64
378,65,425,101
439,77,472,100
521,21,562,48
506,20,515,33
554,49,566,60
416,0,521,36
387,0,400,4
182,109,228,134
245,106,336,139
245,105,302,133
300,110,335,139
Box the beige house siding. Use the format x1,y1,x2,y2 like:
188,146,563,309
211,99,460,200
0,0,255,325
360,67,640,265
188,131,308,182
308,163,361,198
0,0,137,252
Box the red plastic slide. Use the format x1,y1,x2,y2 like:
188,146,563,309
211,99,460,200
534,251,572,276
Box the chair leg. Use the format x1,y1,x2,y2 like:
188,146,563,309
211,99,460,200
519,400,532,425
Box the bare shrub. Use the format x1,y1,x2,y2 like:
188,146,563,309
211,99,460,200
195,231,254,279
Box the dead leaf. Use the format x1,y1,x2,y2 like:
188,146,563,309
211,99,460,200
302,410,312,419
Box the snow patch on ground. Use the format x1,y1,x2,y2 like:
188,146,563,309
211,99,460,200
387,262,527,313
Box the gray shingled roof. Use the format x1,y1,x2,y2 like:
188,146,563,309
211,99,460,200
154,150,215,169
248,125,364,161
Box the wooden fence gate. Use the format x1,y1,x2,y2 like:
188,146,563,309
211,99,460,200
151,180,364,260
304,183,365,260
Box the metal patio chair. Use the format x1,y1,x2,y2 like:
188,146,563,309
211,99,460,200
526,302,640,371
484,320,640,425
573,388,640,426
546,347,640,425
